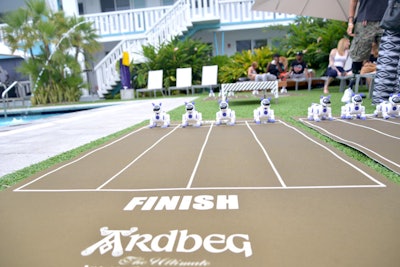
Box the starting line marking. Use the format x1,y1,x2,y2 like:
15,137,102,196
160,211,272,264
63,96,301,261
14,184,386,193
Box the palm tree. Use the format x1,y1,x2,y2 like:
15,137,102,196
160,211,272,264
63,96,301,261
2,0,101,104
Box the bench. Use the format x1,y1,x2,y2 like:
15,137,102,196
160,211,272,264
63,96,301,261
220,81,278,101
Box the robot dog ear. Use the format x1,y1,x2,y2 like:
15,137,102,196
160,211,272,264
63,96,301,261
152,103,155,106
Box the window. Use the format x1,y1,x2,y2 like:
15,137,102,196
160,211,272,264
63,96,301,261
78,3,84,15
254,39,268,49
116,0,130,10
236,40,251,53
101,0,130,12
163,0,175,5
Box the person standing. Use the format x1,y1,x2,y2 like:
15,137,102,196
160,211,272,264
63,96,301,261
372,0,400,104
347,0,388,83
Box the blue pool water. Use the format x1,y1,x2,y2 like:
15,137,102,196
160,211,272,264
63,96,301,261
0,113,64,127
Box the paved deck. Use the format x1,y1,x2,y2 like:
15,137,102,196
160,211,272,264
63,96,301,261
0,97,196,177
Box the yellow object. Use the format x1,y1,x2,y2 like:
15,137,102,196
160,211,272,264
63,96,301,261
122,51,130,66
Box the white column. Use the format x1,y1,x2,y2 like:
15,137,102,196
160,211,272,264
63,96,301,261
61,0,79,16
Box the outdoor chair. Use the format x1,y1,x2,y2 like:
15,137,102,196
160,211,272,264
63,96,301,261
136,70,165,98
192,65,219,95
168,67,193,95
354,72,375,98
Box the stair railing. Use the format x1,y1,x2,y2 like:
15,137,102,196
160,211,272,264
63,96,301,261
93,0,191,96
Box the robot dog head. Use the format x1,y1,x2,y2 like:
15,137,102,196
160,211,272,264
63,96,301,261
185,102,195,112
152,103,162,113
351,94,363,105
389,94,400,105
219,100,229,110
320,95,331,107
261,98,271,108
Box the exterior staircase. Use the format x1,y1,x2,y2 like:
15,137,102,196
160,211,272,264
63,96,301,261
89,0,192,97
86,0,295,97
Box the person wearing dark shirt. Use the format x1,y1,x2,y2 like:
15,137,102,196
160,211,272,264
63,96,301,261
289,52,309,79
267,54,286,79
267,54,288,93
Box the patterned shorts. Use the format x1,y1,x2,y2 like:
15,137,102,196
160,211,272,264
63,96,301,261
350,22,384,62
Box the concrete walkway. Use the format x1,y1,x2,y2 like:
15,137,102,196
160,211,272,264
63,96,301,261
0,97,196,177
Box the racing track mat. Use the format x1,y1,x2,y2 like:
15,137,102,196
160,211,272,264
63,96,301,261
299,117,400,175
1,121,400,267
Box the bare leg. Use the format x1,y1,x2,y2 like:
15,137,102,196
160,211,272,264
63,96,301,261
323,77,332,94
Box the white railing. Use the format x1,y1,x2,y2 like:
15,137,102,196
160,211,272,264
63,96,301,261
1,81,31,116
93,0,192,95
0,24,5,43
83,6,171,41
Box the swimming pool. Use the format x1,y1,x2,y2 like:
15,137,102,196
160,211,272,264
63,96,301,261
0,113,65,127
0,103,118,128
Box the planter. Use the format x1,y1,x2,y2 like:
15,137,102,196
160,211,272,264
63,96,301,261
120,88,134,100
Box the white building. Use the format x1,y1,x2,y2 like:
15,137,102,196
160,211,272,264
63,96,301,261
0,0,295,97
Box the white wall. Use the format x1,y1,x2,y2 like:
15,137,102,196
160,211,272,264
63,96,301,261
193,28,286,56
0,0,25,13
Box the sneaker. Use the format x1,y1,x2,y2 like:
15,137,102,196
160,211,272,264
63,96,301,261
280,88,287,93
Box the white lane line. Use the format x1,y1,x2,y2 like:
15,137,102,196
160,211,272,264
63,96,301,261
295,119,387,187
96,125,180,190
14,126,148,192
15,184,385,193
337,119,400,139
300,118,400,170
186,122,214,188
245,121,287,187
368,117,400,125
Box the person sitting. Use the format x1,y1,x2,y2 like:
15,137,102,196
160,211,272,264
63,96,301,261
247,61,276,82
360,41,378,87
267,54,288,93
289,51,309,80
267,54,287,79
323,38,353,94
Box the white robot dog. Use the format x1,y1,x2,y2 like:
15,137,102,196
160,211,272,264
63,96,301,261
340,93,366,120
182,102,202,127
149,103,170,128
307,95,333,122
374,93,400,119
254,98,275,124
216,100,236,126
